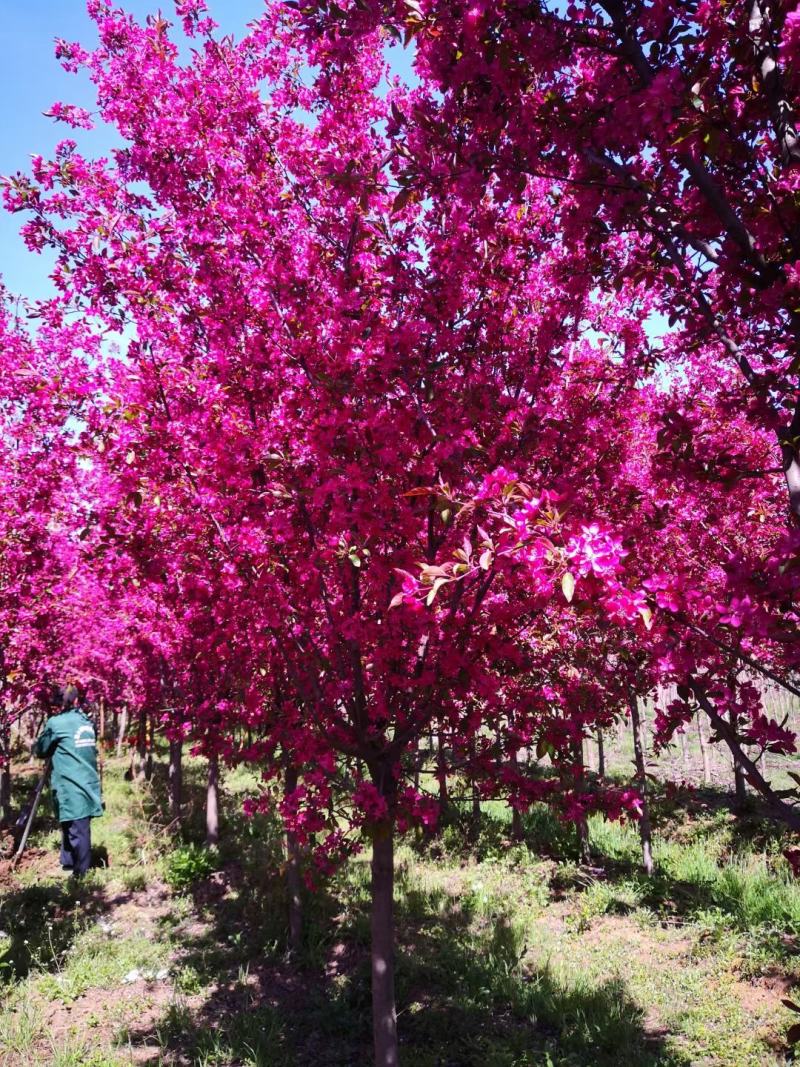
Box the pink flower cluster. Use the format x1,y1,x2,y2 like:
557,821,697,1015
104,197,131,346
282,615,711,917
352,781,389,824
566,525,626,579
44,102,94,129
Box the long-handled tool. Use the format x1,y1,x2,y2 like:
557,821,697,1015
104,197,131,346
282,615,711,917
11,759,50,870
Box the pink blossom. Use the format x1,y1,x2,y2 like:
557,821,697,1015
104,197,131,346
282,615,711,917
44,103,94,130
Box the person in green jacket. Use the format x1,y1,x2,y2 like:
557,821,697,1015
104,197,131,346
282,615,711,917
33,684,103,877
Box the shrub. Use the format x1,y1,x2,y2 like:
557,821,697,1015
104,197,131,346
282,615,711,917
163,842,219,891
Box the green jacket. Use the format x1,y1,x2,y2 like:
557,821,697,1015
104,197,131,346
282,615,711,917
34,708,103,823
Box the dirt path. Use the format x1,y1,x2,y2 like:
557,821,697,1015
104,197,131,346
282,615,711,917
44,893,174,1063
2,760,797,1067
0,761,201,1066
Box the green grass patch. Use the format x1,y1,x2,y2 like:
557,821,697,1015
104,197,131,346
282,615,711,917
163,840,221,891
2,755,796,1066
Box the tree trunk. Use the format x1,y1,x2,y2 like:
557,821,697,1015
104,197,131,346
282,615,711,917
758,748,768,781
511,804,523,841
144,714,154,781
732,751,748,806
0,766,10,827
697,713,712,785
437,742,449,813
168,738,183,821
729,710,748,809
99,698,106,745
285,765,303,955
573,738,591,864
509,750,522,839
135,710,146,780
597,729,605,778
584,735,596,774
694,687,800,831
116,704,129,759
0,721,11,827
629,692,654,876
472,781,481,825
371,820,398,1067
206,754,219,846
679,728,688,771
575,817,590,864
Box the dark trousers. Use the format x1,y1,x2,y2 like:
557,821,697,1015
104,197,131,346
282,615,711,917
60,817,91,876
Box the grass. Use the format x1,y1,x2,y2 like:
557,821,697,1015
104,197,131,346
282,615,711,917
35,922,171,1003
46,1034,128,1067
163,840,221,890
151,994,292,1066
0,992,42,1056
0,752,797,1065
581,804,800,938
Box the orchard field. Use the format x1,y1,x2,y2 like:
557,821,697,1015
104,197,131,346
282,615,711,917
2,727,800,1067
2,1,800,1065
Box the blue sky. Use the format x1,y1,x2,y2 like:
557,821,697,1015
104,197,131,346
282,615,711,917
0,1,303,302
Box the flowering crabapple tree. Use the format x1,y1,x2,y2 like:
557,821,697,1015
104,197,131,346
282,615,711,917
409,362,800,837
1,4,667,1060
4,3,800,1065
310,0,800,520
300,0,800,813
0,298,99,823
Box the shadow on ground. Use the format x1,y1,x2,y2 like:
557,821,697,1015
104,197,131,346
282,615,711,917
117,761,794,1065
0,878,115,983
427,794,798,935
121,834,690,1066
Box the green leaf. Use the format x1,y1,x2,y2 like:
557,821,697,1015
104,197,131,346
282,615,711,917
561,571,575,603
426,577,447,605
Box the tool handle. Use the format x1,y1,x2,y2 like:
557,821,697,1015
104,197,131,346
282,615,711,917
11,760,50,869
